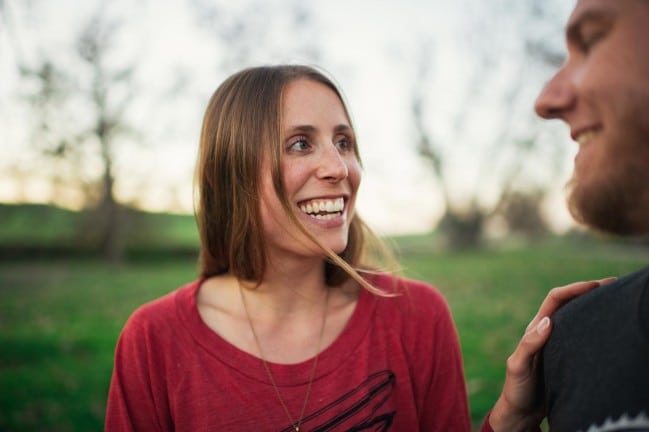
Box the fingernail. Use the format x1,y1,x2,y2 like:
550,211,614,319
536,316,550,334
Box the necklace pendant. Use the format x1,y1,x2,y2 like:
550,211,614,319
294,427,299,432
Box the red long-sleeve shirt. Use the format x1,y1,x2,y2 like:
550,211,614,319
106,274,473,431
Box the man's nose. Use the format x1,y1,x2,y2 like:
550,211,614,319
534,66,576,119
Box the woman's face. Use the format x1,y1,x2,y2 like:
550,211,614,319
259,78,361,260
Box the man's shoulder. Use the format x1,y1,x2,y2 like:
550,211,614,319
553,265,649,322
543,266,649,432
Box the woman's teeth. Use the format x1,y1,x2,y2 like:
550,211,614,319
299,197,344,219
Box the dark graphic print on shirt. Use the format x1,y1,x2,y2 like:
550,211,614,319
277,370,396,432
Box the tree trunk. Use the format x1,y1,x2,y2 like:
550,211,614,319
97,166,124,263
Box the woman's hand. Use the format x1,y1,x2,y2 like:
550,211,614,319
488,277,616,431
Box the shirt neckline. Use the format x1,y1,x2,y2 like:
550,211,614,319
175,277,378,386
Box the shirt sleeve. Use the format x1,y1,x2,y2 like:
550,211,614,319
478,411,542,432
105,311,172,432
415,285,472,431
479,412,495,432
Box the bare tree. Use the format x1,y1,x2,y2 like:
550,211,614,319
0,0,23,62
190,0,321,72
20,9,136,262
411,0,566,248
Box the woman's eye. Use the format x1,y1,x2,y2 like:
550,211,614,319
336,136,354,152
288,136,310,152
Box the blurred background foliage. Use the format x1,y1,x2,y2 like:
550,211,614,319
2,0,648,430
2,0,575,254
1,205,648,430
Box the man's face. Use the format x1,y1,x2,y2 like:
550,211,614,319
535,0,649,235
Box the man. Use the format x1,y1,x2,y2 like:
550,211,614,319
533,0,649,430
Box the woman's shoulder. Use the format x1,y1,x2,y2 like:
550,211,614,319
368,272,446,303
361,273,458,354
365,272,450,321
122,279,200,333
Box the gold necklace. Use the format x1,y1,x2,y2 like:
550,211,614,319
239,283,329,432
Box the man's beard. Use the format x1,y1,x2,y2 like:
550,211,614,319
566,84,649,236
566,133,649,237
567,171,640,236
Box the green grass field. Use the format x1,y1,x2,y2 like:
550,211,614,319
1,206,648,430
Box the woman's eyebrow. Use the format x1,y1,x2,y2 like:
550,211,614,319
284,124,352,134
334,124,353,134
286,125,316,132
284,125,317,134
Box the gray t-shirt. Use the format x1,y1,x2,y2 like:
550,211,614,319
543,266,649,431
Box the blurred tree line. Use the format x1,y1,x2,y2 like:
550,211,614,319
1,0,318,261
410,0,568,249
1,0,571,260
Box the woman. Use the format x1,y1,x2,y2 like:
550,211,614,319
105,65,604,431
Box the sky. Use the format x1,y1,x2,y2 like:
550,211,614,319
0,0,576,235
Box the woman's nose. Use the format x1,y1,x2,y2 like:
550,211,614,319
316,144,348,182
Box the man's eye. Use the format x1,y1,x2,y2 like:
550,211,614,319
579,31,604,53
577,22,609,53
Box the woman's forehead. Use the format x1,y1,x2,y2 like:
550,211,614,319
281,79,350,130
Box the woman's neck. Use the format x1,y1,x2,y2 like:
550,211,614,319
245,259,329,317
197,261,359,364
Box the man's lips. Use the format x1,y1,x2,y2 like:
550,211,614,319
572,126,600,144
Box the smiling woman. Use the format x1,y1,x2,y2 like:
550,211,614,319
103,64,581,432
104,64,474,431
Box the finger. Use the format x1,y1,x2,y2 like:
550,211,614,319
526,278,613,332
509,316,552,378
541,280,597,310
597,276,617,285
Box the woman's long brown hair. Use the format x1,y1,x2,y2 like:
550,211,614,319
195,65,397,294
